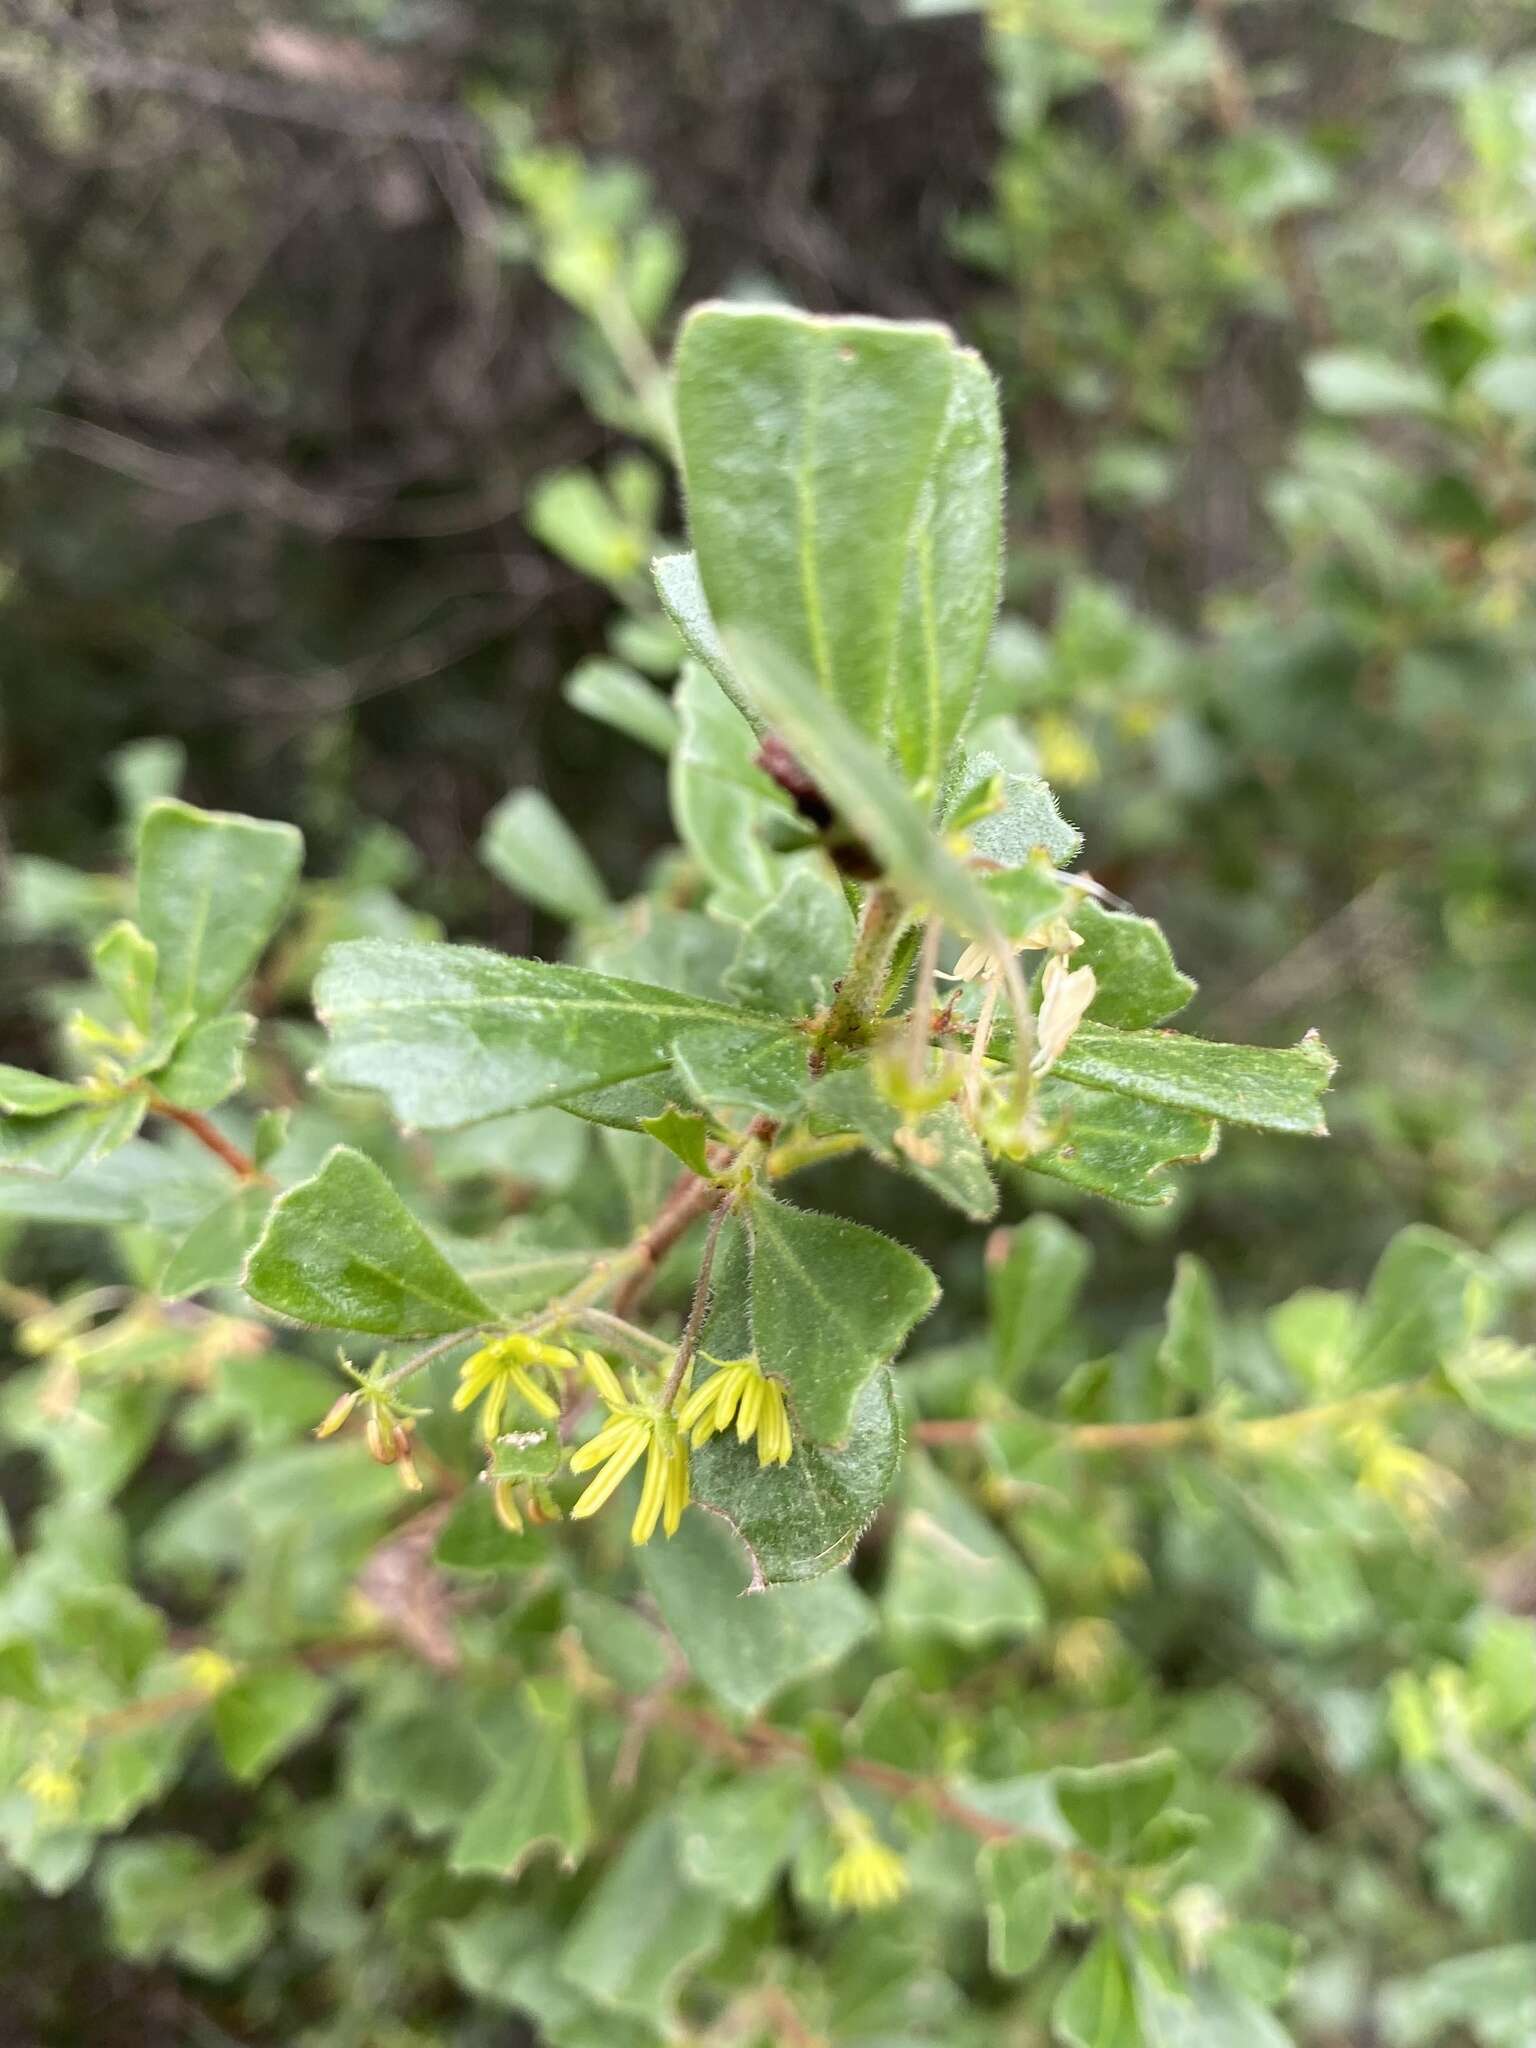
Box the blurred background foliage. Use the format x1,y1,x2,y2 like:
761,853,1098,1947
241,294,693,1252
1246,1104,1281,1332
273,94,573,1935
2,0,1536,2038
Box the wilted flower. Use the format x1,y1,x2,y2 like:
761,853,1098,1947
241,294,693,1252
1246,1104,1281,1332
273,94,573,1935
677,1358,793,1467
1032,952,1097,1074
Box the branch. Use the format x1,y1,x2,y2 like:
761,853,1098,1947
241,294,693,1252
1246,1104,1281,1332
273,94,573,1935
148,1096,267,1182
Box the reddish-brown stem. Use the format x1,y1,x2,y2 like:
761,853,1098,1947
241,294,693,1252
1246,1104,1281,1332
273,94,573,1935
149,1095,267,1182
611,1170,722,1319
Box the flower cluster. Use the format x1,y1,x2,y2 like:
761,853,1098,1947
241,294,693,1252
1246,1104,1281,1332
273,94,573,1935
826,1810,909,1914
452,1332,577,1438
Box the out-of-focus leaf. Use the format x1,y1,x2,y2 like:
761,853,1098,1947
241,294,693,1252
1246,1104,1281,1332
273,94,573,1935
136,800,303,1022
480,789,611,924
883,1453,1043,1644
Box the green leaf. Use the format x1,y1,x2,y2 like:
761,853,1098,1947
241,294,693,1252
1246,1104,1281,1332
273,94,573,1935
883,1453,1043,1644
153,1012,254,1111
670,1021,812,1121
564,655,679,755
558,1812,729,2026
1070,900,1195,1029
1158,1254,1221,1401
963,752,1082,869
0,1065,92,1117
810,1066,998,1222
1210,1923,1303,2010
1470,351,1536,423
212,1663,334,1782
1379,1944,1536,2048
675,1765,812,1908
1055,1750,1179,1859
1053,1931,1143,2048
1444,1338,1536,1437
92,920,158,1032
1350,1225,1498,1387
742,1186,938,1443
977,1836,1060,1977
243,1144,494,1336
1046,1022,1336,1136
639,1511,875,1715
988,1215,1091,1388
0,1095,147,1180
526,467,645,588
450,1681,591,1877
653,550,759,729
638,1105,713,1177
670,662,786,921
97,1836,273,1978
691,1368,905,1587
110,736,186,828
724,868,855,1018
136,799,303,1022
982,862,1069,941
1305,349,1442,416
316,938,797,1131
677,303,987,778
0,1638,47,1706
158,1182,275,1299
480,789,611,924
1023,1076,1218,1207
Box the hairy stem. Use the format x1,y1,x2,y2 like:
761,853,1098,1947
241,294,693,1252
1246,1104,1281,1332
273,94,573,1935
148,1095,268,1181
814,885,905,1066
661,1195,728,1409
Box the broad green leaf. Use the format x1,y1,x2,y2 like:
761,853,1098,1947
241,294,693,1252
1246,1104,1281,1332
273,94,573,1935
1053,1930,1143,2048
1055,1750,1179,1858
1305,349,1441,415
724,867,855,1018
977,1836,1060,1977
558,1812,728,2026
480,788,611,924
97,1836,273,1978
526,467,645,588
810,1066,997,1221
963,752,1082,869
1158,1254,1221,1401
433,1487,551,1573
983,861,1069,941
243,1145,494,1336
883,1453,1043,1644
566,1590,672,1695
450,1681,590,1877
136,799,303,1022
1379,1945,1536,2048
92,920,157,1031
675,1765,812,1908
1444,1338,1536,1436
158,1182,274,1299
0,1065,92,1117
639,1511,875,1715
587,901,738,1002
564,655,679,755
1071,899,1195,1029
691,1368,905,1586
1469,352,1536,424
1350,1225,1497,1387
1024,1076,1218,1207
1047,1022,1336,1136
653,550,759,728
1210,1923,1303,2010
670,662,786,921
888,345,1004,791
671,1021,812,1121
676,303,973,769
212,1663,334,1782
315,938,795,1131
430,1105,588,1189
742,1186,938,1443
988,1215,1091,1387
153,1012,254,1111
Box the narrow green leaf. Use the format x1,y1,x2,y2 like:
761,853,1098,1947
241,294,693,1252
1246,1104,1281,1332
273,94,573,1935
479,788,611,924
315,939,793,1131
0,1065,92,1117
136,799,303,1022
1158,1254,1221,1401
883,1453,1043,1644
1053,1931,1142,2048
92,920,158,1031
653,550,760,729
1070,899,1196,1029
212,1663,334,1783
743,1186,938,1443
242,1145,494,1336
639,1511,875,1715
691,1368,905,1587
1048,1022,1337,1136
153,1013,254,1111
988,1215,1091,1387
564,655,679,754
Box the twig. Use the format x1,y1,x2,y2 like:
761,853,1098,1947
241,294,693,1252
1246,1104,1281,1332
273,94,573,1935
148,1096,267,1182
611,1170,723,1320
660,1197,728,1409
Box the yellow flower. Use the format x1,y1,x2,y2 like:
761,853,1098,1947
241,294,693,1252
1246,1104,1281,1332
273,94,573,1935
21,1761,79,1818
453,1333,576,1440
826,1813,909,1914
677,1359,793,1467
179,1648,239,1698
569,1354,690,1545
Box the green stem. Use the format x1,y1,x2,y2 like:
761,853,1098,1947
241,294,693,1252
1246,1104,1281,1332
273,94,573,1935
814,885,905,1065
660,1196,728,1410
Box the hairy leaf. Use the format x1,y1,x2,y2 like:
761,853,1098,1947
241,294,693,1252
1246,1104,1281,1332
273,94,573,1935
136,799,302,1022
